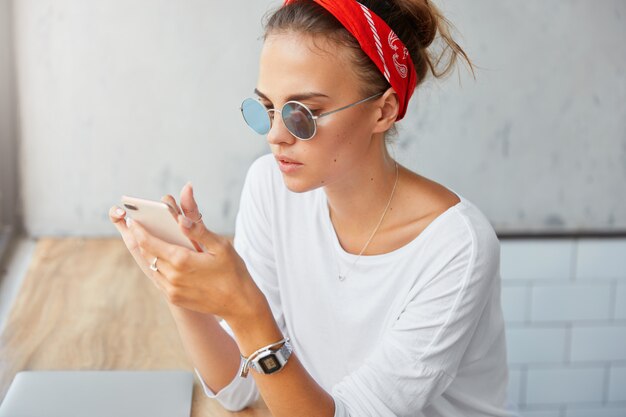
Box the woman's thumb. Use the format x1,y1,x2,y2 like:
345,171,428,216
180,181,202,220
178,214,220,249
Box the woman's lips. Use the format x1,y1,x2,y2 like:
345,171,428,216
276,155,302,164
276,156,303,173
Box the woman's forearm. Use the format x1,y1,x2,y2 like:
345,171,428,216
167,303,241,393
228,299,336,417
168,300,335,416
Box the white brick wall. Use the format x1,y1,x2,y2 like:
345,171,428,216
530,284,612,321
608,366,626,402
520,410,561,417
501,241,575,281
566,408,626,417
570,326,626,362
501,238,626,417
575,240,626,280
615,284,626,320
526,367,605,404
502,285,529,322
507,327,568,364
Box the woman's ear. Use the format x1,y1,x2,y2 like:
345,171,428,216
372,87,400,133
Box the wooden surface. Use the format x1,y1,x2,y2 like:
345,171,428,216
0,237,270,416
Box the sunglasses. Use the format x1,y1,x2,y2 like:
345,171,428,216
240,92,383,140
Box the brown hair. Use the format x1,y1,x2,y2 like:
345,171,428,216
263,0,475,101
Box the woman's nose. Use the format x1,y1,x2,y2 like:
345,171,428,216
266,110,297,146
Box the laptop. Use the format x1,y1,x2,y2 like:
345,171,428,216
0,370,194,417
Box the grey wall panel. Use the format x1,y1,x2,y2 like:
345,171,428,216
12,0,626,236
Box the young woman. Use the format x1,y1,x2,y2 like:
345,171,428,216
109,1,517,416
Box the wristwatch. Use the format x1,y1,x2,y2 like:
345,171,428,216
240,338,293,377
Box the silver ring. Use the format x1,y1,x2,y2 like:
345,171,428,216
193,213,203,223
149,257,159,272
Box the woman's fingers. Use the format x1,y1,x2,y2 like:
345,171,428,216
177,214,225,255
108,205,140,251
109,205,163,282
110,205,185,295
161,194,182,216
127,217,197,277
179,182,204,224
108,205,127,228
151,270,175,294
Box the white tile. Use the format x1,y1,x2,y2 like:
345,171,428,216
576,239,626,280
507,368,523,408
615,283,626,320
520,410,562,417
570,325,626,362
609,366,626,402
530,283,612,322
507,327,567,364
502,285,528,322
566,407,626,417
501,240,574,281
526,367,604,405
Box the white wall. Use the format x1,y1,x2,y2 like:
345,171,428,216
11,0,626,237
404,1,626,233
14,0,276,236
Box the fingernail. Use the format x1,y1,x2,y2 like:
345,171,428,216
125,217,133,227
181,215,193,229
187,181,194,193
116,207,125,217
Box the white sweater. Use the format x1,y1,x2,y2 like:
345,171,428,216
195,153,519,417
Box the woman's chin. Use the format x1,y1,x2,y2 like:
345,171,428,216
281,176,323,194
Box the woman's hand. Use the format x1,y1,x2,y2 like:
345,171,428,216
108,202,162,289
109,183,264,322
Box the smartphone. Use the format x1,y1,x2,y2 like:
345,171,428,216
120,195,202,252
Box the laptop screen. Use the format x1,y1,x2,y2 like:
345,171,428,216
0,370,194,417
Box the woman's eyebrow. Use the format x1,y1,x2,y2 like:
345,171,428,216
254,88,329,102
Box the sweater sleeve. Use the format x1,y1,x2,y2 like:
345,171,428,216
331,216,500,417
195,155,284,411
193,320,260,412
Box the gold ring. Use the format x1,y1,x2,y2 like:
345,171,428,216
149,257,158,272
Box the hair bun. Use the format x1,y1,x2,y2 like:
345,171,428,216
387,0,438,48
366,0,474,83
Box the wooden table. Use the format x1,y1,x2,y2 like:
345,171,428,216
0,237,270,416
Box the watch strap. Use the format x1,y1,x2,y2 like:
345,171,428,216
239,337,292,378
248,339,293,375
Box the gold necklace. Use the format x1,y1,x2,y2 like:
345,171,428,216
331,162,399,281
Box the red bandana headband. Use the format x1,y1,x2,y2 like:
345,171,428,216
283,0,417,120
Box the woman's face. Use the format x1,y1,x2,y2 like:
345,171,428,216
256,31,382,193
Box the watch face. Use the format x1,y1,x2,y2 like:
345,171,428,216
259,354,282,374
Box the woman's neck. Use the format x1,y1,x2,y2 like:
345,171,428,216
323,147,400,239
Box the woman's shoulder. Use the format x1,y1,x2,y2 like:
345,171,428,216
431,193,500,271
401,173,500,260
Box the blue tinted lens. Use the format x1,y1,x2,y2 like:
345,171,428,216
283,102,315,140
241,98,271,135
